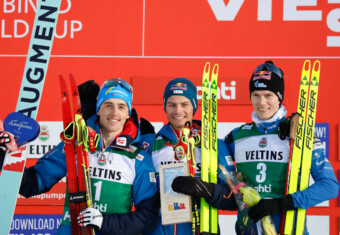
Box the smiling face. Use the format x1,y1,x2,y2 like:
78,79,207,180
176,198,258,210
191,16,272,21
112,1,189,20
251,90,280,120
165,95,194,131
97,98,130,138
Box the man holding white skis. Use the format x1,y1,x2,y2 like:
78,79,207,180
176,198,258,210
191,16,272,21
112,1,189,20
140,77,238,235
19,78,159,235
224,60,338,234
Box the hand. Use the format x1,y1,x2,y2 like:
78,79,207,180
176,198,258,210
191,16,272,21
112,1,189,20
0,131,17,151
171,176,214,199
0,131,11,145
248,194,295,222
140,117,155,135
77,207,103,230
278,113,300,140
78,80,100,104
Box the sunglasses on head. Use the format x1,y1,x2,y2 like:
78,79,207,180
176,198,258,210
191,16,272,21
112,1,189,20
253,63,283,79
102,78,133,96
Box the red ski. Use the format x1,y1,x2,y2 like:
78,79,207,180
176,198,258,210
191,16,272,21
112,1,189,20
59,74,96,235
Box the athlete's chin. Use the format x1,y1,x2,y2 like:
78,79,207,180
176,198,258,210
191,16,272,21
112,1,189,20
171,119,187,127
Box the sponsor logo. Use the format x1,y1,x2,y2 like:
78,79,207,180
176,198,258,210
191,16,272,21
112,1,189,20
252,71,272,81
225,156,234,166
141,142,149,151
90,166,122,181
97,157,106,166
246,150,283,161
136,154,144,161
197,81,236,100
150,172,156,182
8,120,32,131
259,137,267,148
171,82,187,91
168,202,187,211
242,124,253,130
254,80,267,88
252,184,272,193
93,202,108,213
174,146,185,160
39,125,49,142
116,137,127,146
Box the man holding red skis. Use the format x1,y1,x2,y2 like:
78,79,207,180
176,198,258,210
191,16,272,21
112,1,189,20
224,61,338,234
17,78,159,235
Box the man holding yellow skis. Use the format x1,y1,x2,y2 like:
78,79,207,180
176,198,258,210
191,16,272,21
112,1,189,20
140,77,238,235
224,60,338,234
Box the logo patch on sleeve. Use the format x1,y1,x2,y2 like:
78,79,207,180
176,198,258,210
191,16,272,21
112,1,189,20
141,142,150,151
225,156,234,166
149,172,156,182
136,154,144,161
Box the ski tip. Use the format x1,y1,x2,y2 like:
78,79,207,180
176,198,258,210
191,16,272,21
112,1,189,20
312,60,321,72
212,63,219,75
204,62,211,73
303,60,311,71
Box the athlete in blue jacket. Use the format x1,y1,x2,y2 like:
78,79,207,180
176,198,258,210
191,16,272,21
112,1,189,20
139,78,237,235
224,61,338,234
19,78,159,235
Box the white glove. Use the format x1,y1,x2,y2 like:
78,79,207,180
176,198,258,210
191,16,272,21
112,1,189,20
77,207,103,230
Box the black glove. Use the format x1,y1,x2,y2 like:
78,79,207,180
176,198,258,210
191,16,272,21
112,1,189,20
235,207,257,235
78,80,100,104
171,176,214,199
140,117,155,135
278,113,299,140
248,194,295,222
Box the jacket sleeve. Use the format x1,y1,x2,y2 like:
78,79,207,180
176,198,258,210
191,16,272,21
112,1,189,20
292,137,339,208
98,150,159,235
20,142,67,197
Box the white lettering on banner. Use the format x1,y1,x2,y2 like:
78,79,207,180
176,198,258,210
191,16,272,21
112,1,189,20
10,218,57,230
283,0,321,21
197,81,236,100
1,0,81,39
3,0,71,14
207,0,244,21
207,0,340,47
327,8,340,46
17,193,65,201
54,20,82,39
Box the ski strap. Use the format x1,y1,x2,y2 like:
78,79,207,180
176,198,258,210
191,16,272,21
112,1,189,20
60,114,99,153
60,122,76,145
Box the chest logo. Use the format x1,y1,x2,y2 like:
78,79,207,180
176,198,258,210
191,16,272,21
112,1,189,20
259,137,267,148
97,153,107,166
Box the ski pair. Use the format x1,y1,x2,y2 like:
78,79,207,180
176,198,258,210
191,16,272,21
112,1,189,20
201,62,219,234
59,74,98,235
282,60,321,235
0,0,61,234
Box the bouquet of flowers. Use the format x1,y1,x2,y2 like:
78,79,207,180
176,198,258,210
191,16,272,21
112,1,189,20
218,165,277,235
